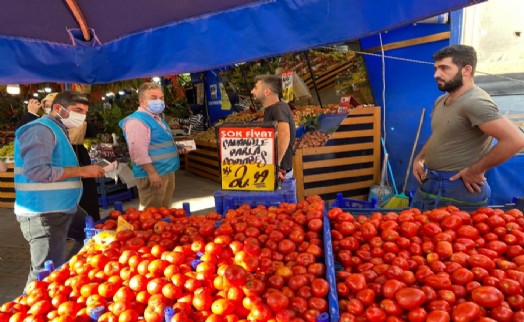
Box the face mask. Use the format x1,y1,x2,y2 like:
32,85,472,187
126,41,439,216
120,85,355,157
44,108,51,114
59,106,86,129
147,99,165,114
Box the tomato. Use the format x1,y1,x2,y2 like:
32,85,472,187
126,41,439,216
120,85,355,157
346,299,364,316
489,305,513,322
382,280,406,299
380,299,403,316
407,308,428,322
452,302,480,322
306,297,326,313
426,310,450,322
364,306,387,322
345,274,366,292
471,286,503,308
451,268,474,285
395,288,426,310
498,278,522,295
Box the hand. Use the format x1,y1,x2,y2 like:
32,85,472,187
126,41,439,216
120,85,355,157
27,99,41,114
278,168,286,181
148,172,162,188
177,146,189,155
413,158,427,184
450,167,486,193
82,165,105,178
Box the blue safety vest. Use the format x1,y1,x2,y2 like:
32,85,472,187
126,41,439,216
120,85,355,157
119,111,179,178
14,118,82,215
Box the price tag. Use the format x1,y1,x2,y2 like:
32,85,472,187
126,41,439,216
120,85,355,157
281,71,294,103
218,125,277,191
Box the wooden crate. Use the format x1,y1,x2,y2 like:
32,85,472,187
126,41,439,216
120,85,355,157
186,140,221,183
0,162,15,208
293,106,381,202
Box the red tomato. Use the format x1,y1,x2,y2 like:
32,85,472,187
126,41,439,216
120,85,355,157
452,302,481,322
345,274,367,292
395,288,426,310
471,286,504,308
426,310,450,322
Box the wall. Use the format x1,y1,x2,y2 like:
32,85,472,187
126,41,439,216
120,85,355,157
360,22,451,194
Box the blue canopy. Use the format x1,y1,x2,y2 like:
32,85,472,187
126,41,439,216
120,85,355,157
0,0,484,84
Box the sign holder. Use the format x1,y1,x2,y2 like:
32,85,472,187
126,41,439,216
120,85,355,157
217,122,278,191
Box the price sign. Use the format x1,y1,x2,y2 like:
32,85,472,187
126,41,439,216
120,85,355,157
281,70,294,103
218,123,277,191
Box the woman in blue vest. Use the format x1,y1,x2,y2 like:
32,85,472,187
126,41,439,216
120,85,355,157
14,91,105,287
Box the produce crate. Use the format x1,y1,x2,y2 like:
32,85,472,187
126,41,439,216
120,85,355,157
98,189,134,209
331,192,378,208
96,177,129,196
0,162,14,208
214,179,297,216
186,139,220,183
293,106,381,203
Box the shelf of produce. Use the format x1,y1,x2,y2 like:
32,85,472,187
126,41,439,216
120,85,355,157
293,106,381,202
186,139,221,183
0,162,14,208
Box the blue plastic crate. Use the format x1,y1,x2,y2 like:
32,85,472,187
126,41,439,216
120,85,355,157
331,192,378,209
214,179,297,216
99,189,134,209
322,210,340,322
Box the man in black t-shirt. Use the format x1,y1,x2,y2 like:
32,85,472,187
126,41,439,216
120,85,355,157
251,74,296,179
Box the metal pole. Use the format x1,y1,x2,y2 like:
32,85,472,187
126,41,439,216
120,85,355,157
303,50,323,108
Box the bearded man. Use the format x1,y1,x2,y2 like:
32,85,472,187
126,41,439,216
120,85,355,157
411,45,524,211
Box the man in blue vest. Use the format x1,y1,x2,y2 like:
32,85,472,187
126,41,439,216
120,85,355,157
14,91,105,286
120,82,185,209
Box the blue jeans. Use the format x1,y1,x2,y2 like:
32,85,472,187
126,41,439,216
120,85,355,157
17,207,87,286
411,170,490,212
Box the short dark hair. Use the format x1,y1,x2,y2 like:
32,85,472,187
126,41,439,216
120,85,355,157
53,91,89,108
254,74,281,95
432,45,478,75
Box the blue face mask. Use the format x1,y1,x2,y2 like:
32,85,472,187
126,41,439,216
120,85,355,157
147,99,165,114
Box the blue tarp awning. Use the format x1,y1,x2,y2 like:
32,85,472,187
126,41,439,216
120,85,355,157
0,0,485,84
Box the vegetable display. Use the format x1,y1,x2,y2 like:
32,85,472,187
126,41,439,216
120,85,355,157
0,196,331,322
328,206,524,321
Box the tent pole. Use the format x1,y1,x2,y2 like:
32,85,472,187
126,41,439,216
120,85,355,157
303,51,323,108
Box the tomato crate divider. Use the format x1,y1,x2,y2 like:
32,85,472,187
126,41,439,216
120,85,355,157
322,206,340,322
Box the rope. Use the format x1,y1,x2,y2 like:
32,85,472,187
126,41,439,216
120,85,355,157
349,49,524,85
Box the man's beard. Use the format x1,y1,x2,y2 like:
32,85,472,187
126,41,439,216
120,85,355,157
437,72,463,93
252,96,263,105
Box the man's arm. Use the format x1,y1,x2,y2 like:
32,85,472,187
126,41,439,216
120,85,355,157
57,165,105,181
19,125,105,182
277,121,290,166
451,117,524,192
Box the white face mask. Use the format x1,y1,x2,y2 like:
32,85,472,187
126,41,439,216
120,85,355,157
44,108,51,114
59,107,86,129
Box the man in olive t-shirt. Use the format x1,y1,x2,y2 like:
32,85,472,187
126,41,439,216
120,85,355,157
412,45,524,210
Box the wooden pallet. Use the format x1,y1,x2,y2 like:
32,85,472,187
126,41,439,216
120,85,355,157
0,162,14,208
293,106,381,202
186,140,221,183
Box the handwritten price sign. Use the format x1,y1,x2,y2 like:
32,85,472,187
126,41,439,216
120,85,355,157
218,125,277,191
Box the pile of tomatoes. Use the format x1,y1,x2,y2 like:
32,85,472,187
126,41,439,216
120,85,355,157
329,206,524,322
0,195,331,322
